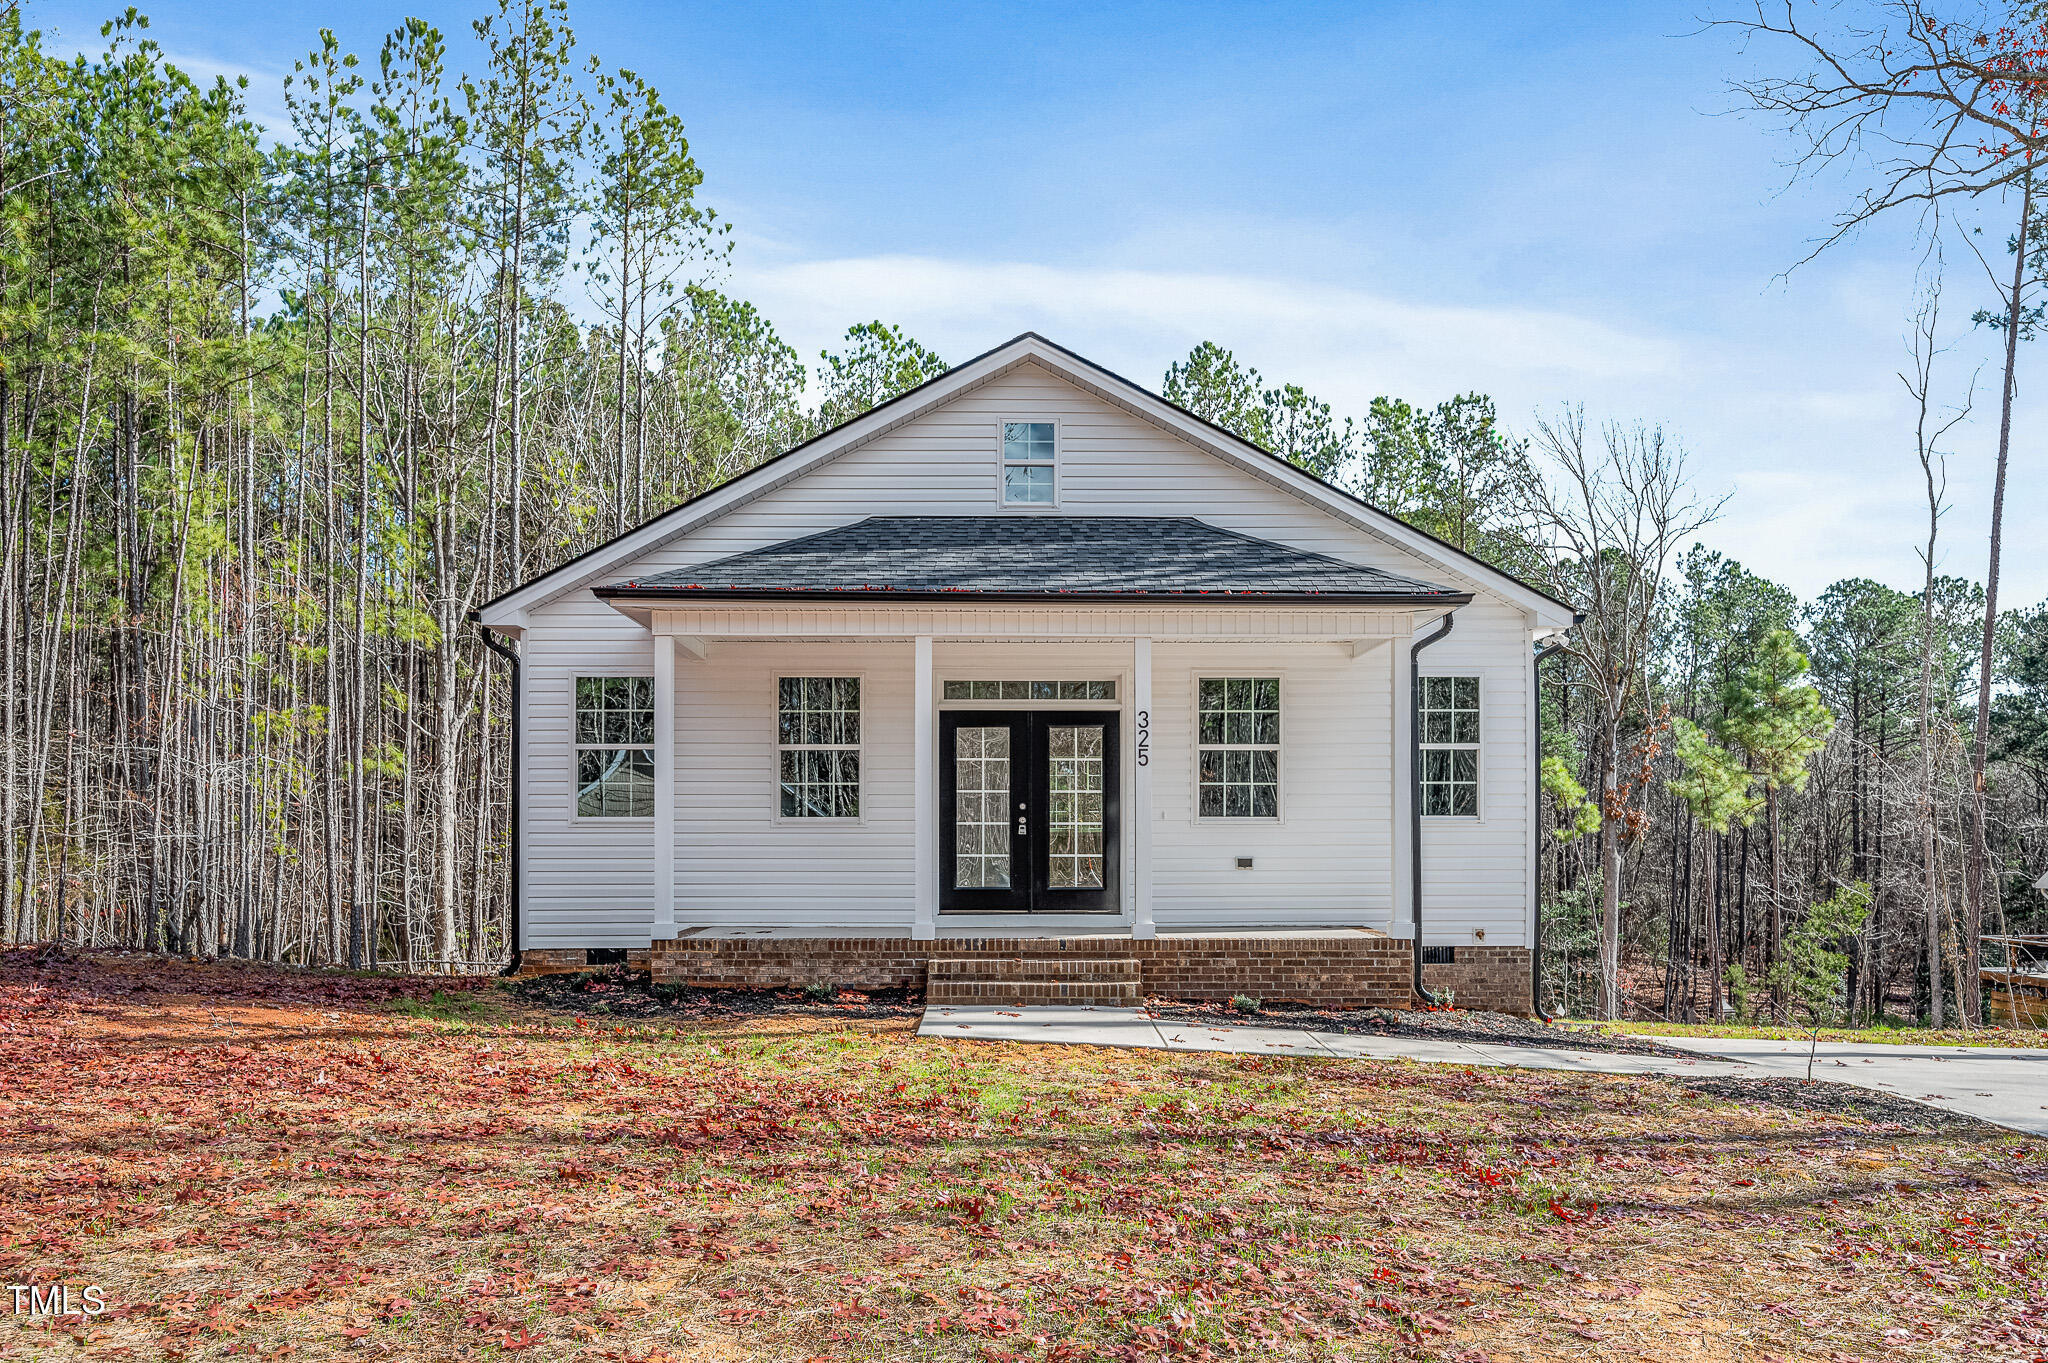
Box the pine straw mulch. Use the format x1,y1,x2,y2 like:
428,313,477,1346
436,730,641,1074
0,952,2043,1363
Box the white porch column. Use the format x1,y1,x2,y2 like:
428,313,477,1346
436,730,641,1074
1132,636,1155,939
912,635,936,940
652,632,677,940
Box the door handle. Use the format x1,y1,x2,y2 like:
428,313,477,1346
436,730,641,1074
1015,818,1027,835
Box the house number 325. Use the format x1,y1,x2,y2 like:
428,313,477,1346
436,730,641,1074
1135,710,1150,766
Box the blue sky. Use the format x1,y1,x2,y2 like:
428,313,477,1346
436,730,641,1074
34,0,2042,605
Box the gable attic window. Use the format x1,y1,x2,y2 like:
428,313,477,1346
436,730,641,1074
1000,421,1056,505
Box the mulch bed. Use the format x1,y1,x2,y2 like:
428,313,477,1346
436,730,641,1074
511,966,925,1021
1144,998,1689,1057
1677,1073,2008,1133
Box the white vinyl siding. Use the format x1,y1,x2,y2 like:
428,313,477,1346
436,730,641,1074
1408,602,1532,945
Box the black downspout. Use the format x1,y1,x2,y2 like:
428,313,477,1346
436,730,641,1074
1410,611,1457,1007
1530,640,1569,1022
474,616,524,978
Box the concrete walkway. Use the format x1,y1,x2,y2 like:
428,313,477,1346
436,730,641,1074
916,1005,2048,1134
916,1005,1751,1077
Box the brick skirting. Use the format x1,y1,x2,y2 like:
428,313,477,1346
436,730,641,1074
607,934,1533,1014
1420,945,1530,1014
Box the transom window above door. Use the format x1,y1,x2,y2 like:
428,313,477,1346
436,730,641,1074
943,679,1116,701
1000,421,1056,505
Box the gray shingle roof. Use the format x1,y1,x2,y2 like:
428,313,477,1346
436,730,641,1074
596,517,1467,604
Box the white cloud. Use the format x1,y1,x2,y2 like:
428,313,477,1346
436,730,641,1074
735,254,1682,397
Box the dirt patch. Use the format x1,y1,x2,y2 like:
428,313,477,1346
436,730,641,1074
512,965,925,1022
1145,998,1689,1056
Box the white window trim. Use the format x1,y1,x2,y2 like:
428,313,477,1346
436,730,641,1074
1418,672,1483,822
1191,673,1285,823
996,416,1061,509
772,671,867,824
571,673,656,823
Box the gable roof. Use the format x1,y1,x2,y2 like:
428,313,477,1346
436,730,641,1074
595,516,1472,606
477,333,1575,629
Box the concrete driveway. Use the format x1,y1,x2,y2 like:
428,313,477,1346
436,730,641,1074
1640,1034,2048,1136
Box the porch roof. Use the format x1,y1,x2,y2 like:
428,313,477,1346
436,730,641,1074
594,516,1471,607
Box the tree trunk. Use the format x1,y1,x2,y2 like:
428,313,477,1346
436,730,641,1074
1597,711,1623,1020
1966,170,2033,1029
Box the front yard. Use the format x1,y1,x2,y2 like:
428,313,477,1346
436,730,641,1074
0,953,2042,1362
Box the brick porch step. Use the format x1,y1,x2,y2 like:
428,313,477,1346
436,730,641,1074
925,955,1142,1006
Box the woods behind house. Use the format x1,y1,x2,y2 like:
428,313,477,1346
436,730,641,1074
2,1,2042,1024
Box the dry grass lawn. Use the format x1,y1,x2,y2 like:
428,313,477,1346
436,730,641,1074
0,953,2043,1362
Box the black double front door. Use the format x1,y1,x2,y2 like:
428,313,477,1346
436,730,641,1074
940,710,1120,913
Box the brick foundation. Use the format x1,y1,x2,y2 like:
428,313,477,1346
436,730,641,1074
636,933,1532,1014
1421,945,1531,1014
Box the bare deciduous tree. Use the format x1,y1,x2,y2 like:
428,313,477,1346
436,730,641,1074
1900,281,1976,1024
1516,412,1725,1019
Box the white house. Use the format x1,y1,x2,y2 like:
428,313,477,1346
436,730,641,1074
476,334,1575,1011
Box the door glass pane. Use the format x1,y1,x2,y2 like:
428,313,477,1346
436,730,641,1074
955,727,1011,889
1047,725,1105,890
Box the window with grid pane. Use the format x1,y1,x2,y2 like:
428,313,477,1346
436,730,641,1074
1000,421,1055,505
575,677,655,817
1419,675,1480,817
1197,678,1279,818
778,677,861,817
